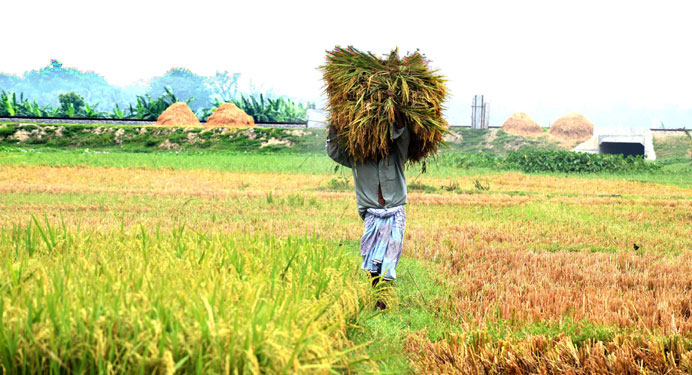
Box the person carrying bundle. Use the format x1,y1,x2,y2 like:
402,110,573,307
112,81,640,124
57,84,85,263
321,46,448,310
326,113,409,297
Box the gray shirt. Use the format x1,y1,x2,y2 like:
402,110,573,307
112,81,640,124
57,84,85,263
326,125,410,219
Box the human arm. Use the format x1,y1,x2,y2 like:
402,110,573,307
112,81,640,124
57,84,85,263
391,111,410,161
325,125,353,168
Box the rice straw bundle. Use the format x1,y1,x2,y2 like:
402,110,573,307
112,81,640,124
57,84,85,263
321,46,449,164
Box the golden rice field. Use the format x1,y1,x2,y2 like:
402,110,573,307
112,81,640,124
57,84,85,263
1,160,692,374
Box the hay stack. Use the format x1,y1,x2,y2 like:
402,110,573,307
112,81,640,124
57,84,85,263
321,46,448,164
206,103,255,128
156,102,201,127
548,113,594,142
502,112,543,136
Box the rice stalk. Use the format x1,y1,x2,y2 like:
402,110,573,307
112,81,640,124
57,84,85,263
321,46,449,164
405,330,692,374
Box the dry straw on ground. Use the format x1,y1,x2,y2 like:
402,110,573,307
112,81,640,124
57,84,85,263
502,112,543,136
321,46,448,164
406,331,692,375
549,113,594,142
156,102,201,127
206,103,255,128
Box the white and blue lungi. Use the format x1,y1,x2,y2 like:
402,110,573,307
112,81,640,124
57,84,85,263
360,205,406,281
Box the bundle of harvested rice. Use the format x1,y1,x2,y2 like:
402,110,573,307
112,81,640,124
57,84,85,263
321,46,448,164
157,102,201,127
205,103,255,128
548,113,594,142
502,112,543,136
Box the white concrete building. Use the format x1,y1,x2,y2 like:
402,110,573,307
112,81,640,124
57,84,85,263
574,127,656,160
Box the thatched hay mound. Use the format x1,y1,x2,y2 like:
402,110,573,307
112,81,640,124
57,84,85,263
321,46,448,164
206,103,255,128
502,112,543,137
548,113,594,142
156,103,201,127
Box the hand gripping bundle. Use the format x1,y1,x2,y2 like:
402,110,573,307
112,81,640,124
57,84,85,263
321,46,449,164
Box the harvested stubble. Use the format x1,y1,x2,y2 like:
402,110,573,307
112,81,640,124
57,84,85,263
321,46,448,164
405,331,692,374
439,247,692,334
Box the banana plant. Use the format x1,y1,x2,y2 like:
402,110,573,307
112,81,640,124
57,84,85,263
231,94,307,122
1,91,18,116
64,103,76,117
128,86,195,120
46,106,61,117
84,102,102,118
111,104,126,119
18,100,44,117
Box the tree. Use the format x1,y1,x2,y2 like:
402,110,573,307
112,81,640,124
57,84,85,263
206,71,240,102
147,68,212,111
9,60,127,111
59,92,85,117
0,73,20,90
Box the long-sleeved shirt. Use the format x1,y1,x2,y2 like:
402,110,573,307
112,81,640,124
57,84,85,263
326,125,410,219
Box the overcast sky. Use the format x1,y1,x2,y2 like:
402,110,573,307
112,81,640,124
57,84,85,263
3,0,692,126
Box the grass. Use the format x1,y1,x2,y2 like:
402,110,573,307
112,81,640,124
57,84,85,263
444,128,561,154
0,123,325,154
348,254,460,373
3,149,692,190
653,134,692,161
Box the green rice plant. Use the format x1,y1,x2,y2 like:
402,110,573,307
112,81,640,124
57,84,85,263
0,222,375,374
321,46,449,164
473,179,490,191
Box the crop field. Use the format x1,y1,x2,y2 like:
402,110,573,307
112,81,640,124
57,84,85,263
1,149,692,374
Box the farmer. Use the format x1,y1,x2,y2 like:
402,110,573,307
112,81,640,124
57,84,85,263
326,118,409,309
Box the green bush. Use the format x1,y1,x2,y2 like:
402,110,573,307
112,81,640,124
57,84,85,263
450,152,505,169
505,149,660,173
438,149,661,174
0,125,16,137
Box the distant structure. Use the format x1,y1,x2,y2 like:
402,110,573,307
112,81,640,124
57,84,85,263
471,95,489,130
574,127,656,160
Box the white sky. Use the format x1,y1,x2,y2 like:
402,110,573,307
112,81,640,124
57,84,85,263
2,0,692,126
